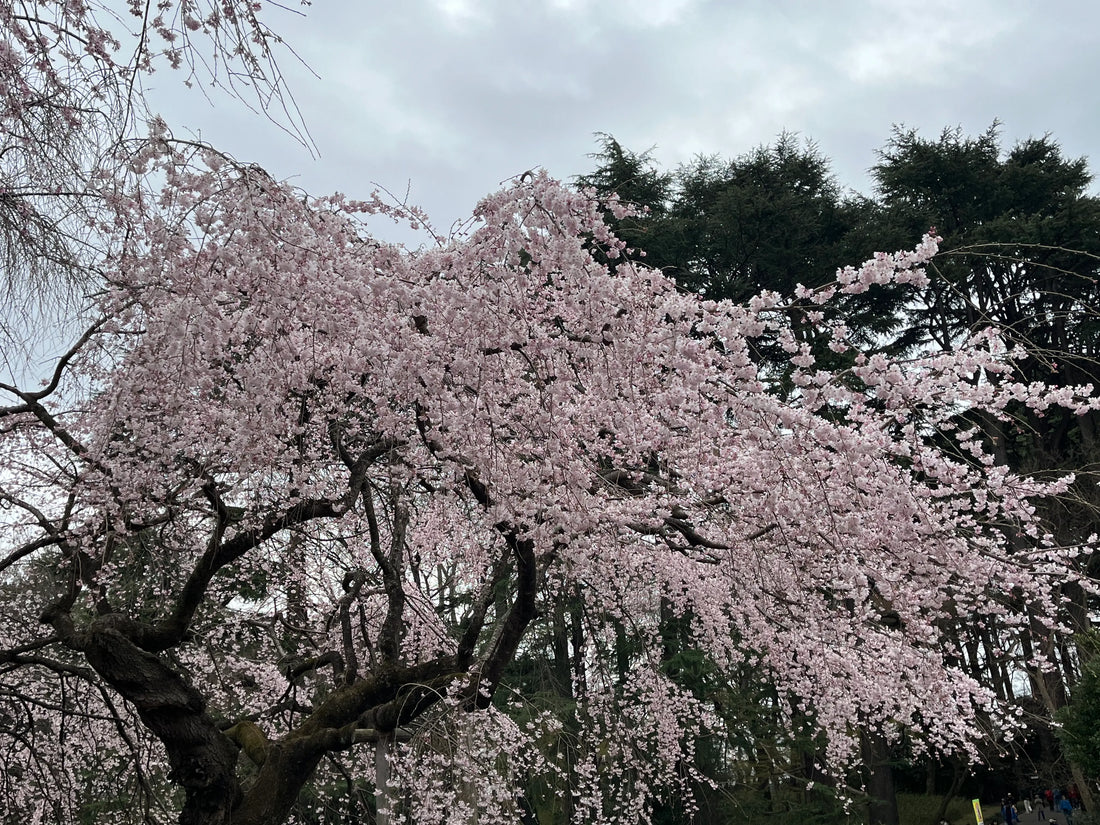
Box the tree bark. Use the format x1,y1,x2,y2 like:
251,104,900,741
931,760,968,825
82,620,242,825
862,730,900,825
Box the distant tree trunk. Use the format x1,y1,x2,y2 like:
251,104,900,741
979,621,1014,702
570,600,587,698
863,730,900,825
614,620,630,687
1025,621,1096,814
375,734,392,825
1069,762,1095,813
932,760,968,825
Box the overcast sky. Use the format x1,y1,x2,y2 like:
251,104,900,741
147,0,1100,243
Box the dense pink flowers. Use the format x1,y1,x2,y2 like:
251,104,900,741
3,138,1096,820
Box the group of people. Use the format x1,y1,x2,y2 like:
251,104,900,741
1002,787,1082,825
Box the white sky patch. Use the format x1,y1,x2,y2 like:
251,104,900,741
839,0,1018,86
432,0,489,28
546,0,697,26
323,61,458,161
620,0,697,28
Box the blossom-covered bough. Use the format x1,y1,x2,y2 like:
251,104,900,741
1,139,1097,823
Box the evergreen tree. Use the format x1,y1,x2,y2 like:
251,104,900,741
871,123,1100,810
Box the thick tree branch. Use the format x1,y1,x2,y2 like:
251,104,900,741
464,532,538,708
230,659,458,825
81,619,242,825
145,497,345,652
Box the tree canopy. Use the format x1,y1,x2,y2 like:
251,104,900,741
5,151,1095,822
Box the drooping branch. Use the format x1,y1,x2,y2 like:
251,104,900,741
0,389,89,458
406,458,542,707
0,650,96,680
0,315,109,409
0,533,64,575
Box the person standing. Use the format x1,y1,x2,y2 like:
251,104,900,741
1060,796,1074,825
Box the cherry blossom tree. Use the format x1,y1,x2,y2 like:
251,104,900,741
2,4,1099,825
1,133,1097,823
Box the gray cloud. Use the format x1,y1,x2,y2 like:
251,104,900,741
145,0,1100,241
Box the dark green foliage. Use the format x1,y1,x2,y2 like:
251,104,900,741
576,132,915,382
577,132,864,301
577,134,674,222
575,133,679,274
872,124,1100,813
872,123,1100,368
1056,636,1100,778
872,124,1100,598
668,134,856,301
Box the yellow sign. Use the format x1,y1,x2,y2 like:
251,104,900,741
974,799,985,825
